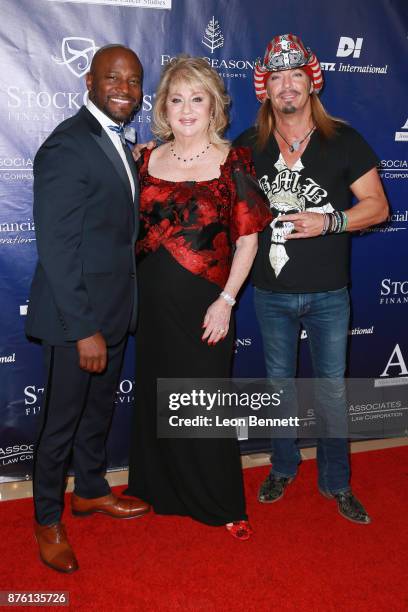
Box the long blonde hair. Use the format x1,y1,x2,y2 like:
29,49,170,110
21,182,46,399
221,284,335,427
256,93,346,150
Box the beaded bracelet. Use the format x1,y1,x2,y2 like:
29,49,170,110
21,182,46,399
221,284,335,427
220,291,236,306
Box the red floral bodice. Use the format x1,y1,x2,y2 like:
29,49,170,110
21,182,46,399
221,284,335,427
137,146,272,288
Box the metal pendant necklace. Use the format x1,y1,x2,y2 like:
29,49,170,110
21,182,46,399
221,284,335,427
170,141,211,163
275,125,315,153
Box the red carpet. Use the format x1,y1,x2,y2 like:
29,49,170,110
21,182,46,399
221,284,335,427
0,447,407,611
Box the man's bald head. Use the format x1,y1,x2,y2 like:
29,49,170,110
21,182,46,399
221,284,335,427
89,44,142,75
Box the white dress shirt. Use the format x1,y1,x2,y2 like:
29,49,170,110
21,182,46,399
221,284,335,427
86,99,135,200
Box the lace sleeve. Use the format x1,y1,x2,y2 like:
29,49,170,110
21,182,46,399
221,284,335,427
229,146,272,243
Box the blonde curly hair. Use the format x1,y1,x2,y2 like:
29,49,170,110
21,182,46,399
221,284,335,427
152,55,230,145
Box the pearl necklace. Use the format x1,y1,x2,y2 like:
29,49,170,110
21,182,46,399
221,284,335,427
170,141,211,163
275,126,316,153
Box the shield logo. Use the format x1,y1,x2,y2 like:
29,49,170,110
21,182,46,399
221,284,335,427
52,37,99,78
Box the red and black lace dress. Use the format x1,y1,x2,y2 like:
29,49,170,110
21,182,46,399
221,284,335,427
125,146,271,525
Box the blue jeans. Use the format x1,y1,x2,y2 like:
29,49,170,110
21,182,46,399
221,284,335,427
254,287,350,494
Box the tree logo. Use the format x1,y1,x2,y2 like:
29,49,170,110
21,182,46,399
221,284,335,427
202,17,224,54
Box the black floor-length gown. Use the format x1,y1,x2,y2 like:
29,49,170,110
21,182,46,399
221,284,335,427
125,146,271,525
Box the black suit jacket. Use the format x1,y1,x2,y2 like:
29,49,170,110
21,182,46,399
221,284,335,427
26,106,139,346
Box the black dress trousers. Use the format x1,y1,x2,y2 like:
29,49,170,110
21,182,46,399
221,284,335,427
33,338,127,525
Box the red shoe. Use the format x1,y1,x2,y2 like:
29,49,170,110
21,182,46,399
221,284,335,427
225,521,253,541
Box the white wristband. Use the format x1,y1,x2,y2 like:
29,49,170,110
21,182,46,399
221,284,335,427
220,291,236,306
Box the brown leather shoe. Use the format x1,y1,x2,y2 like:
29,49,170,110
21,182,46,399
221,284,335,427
71,492,150,519
34,522,78,573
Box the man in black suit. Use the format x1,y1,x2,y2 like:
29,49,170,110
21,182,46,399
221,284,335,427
26,45,149,573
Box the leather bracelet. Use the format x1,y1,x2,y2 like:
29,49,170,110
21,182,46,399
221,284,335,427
220,291,236,306
321,211,348,235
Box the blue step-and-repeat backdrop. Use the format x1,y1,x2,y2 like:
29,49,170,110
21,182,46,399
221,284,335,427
0,0,407,481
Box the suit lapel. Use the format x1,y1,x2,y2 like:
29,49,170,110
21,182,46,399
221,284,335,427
79,106,139,234
90,129,134,202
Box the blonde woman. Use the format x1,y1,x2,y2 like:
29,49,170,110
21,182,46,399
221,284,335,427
125,57,271,540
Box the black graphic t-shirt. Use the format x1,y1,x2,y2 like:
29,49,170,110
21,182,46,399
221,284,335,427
234,125,379,292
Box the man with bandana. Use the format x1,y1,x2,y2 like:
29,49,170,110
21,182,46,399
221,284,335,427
234,34,388,524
